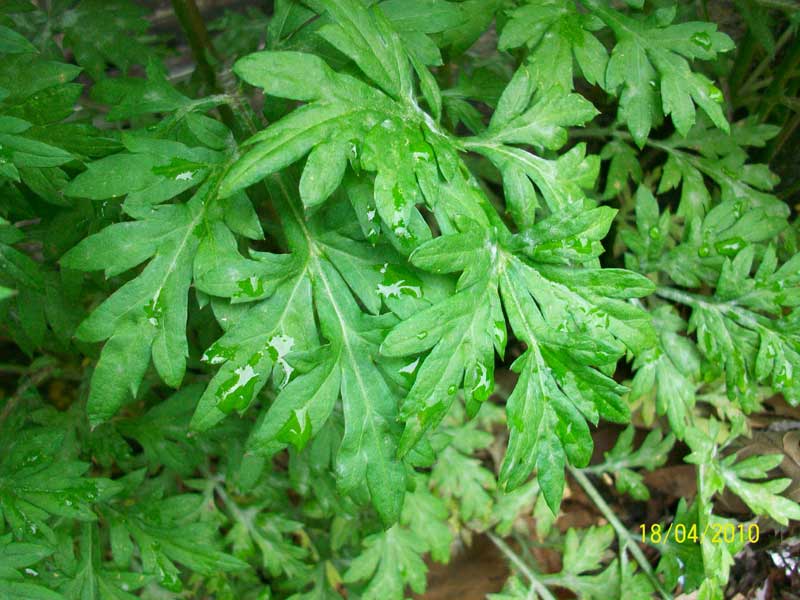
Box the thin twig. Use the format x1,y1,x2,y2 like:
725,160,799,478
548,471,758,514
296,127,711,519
0,364,56,424
779,177,800,201
740,27,797,96
569,467,671,600
169,0,285,249
487,531,558,600
768,110,800,162
749,0,800,11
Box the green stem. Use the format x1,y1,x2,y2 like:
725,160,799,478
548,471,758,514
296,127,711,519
487,532,557,600
570,126,621,140
170,0,241,137
581,459,638,474
779,177,800,201
728,32,756,95
0,363,59,424
759,33,800,122
654,286,767,332
569,468,671,600
573,125,786,224
170,0,220,79
750,0,800,10
170,0,285,249
740,27,796,96
767,110,800,162
169,0,273,143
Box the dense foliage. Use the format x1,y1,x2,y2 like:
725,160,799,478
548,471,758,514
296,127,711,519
0,0,798,598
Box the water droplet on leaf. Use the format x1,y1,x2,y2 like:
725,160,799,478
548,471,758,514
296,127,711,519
708,84,724,104
715,237,746,257
691,32,712,51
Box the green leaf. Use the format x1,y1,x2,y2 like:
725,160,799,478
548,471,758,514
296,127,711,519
488,576,529,600
64,135,219,213
106,491,248,592
0,25,36,54
382,228,501,451
498,255,654,508
467,140,600,215
600,426,675,500
430,416,496,523
299,139,349,208
492,479,545,536
685,425,800,525
52,523,151,600
343,525,428,600
630,306,700,439
222,45,445,246
232,51,336,101
0,285,14,302
63,166,258,423
400,475,453,562
0,580,65,600
191,267,317,430
584,0,734,144
0,241,45,292
661,247,800,409
315,258,406,526
0,54,82,105
438,0,502,55
60,0,158,79
84,320,155,426
719,452,800,525
0,128,73,175
116,385,206,475
656,121,788,220
0,535,62,600
379,0,465,35
223,502,311,580
317,0,411,98
499,0,608,90
562,525,614,575
485,81,598,151
655,499,707,593
91,62,199,122
248,357,340,455
0,426,121,539
194,183,409,525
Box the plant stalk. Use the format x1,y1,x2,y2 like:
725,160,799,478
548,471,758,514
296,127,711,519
169,0,285,249
569,467,671,600
740,27,797,96
487,532,557,600
0,363,59,424
170,0,243,138
759,32,800,122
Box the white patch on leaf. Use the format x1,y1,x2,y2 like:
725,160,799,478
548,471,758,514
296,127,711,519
472,362,490,393
377,279,422,299
201,352,226,365
399,357,420,375
268,334,295,383
222,364,258,400
146,289,162,326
